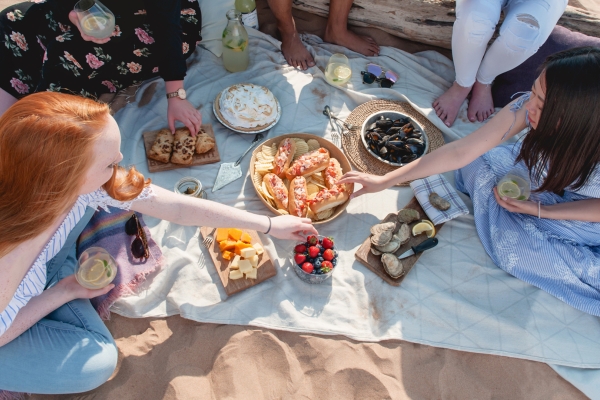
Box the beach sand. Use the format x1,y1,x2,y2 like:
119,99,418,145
5,0,591,397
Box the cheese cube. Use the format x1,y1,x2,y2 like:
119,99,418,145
238,259,253,274
228,228,243,241
252,243,264,255
248,254,259,267
229,269,243,280
241,231,252,243
245,268,257,279
234,241,253,256
240,247,256,259
222,251,233,260
216,228,230,243
229,255,241,270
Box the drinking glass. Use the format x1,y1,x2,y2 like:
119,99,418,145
76,247,118,290
325,53,352,86
73,0,115,40
497,168,531,201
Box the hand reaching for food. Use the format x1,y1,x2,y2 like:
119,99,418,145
168,98,202,136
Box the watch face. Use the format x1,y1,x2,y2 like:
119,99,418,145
178,88,187,99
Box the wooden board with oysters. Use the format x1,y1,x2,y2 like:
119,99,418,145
249,133,354,225
354,197,444,286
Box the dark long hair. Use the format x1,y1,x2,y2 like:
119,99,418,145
516,47,600,194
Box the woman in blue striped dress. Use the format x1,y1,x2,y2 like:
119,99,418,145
340,47,600,316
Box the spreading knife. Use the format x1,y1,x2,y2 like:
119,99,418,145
398,237,439,259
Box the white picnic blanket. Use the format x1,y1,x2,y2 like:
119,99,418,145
110,30,600,397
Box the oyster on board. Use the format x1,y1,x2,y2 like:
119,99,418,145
397,208,420,224
397,223,411,245
381,253,404,279
370,222,396,246
375,234,402,253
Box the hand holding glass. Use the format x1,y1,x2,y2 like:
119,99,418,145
73,0,115,40
76,247,117,290
497,169,531,201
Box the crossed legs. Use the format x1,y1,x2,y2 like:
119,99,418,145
267,0,379,70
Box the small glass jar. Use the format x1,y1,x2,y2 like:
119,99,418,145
174,177,205,198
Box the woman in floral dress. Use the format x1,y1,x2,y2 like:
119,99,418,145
340,47,600,316
0,0,204,134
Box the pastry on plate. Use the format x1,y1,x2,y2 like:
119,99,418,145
148,129,174,163
171,128,197,165
195,129,216,154
217,83,279,130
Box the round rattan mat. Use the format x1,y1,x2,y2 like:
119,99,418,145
342,100,445,186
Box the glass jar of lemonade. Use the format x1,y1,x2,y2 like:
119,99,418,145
222,10,249,73
76,247,117,290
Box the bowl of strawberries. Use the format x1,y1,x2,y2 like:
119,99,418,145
291,235,338,284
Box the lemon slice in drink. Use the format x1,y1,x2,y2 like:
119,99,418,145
412,220,436,238
84,259,107,283
333,66,351,80
498,181,521,199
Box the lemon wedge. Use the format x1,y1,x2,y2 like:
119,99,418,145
84,259,106,283
412,220,436,238
333,66,351,80
498,181,521,199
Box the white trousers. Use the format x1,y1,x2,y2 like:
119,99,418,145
452,0,568,87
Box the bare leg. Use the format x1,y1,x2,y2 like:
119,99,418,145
266,0,315,70
468,81,494,122
323,0,379,56
0,87,17,116
432,82,471,127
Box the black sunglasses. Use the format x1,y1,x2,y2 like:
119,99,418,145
125,214,149,259
361,63,399,88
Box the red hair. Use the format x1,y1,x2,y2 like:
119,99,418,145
0,92,149,257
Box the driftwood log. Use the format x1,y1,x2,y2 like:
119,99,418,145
291,0,600,49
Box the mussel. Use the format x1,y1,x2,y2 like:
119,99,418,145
364,115,425,165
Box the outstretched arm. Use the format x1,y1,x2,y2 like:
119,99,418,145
338,101,528,197
131,185,317,241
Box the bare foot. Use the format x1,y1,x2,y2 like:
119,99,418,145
468,81,495,122
280,29,315,71
432,82,471,127
324,27,379,57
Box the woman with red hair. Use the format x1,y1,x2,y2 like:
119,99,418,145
0,92,317,394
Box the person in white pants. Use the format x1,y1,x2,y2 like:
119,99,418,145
433,0,567,127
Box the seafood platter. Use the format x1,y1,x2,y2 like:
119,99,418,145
249,133,354,225
213,83,281,134
361,111,429,166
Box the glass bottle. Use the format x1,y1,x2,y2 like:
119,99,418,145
235,0,259,30
222,10,250,73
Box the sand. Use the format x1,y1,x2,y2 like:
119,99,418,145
7,0,594,398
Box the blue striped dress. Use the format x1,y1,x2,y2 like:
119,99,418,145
455,96,600,316
0,187,153,336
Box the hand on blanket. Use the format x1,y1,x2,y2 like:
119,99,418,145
68,11,112,44
269,215,318,241
58,275,115,301
493,187,539,216
338,171,390,199
168,98,203,136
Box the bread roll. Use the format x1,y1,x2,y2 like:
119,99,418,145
285,148,330,180
263,173,289,210
272,138,296,178
289,176,308,218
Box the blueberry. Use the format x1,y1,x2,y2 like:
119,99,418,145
319,248,324,254
332,259,337,266
308,257,315,263
315,261,322,268
317,256,324,262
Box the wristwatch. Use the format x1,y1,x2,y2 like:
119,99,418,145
166,88,187,100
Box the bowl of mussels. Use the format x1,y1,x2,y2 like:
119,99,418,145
361,111,428,167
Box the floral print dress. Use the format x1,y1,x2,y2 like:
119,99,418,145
0,0,202,99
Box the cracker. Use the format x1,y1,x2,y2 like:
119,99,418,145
306,183,319,195
293,141,310,161
262,144,277,157
307,139,320,151
277,209,289,215
316,209,334,220
262,181,274,200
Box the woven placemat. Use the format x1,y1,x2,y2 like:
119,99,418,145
342,100,445,186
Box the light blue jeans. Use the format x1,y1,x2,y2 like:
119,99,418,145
0,207,118,394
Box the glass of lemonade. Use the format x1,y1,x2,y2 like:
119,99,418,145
76,247,117,290
497,168,531,201
325,53,352,86
73,0,115,40
222,10,250,73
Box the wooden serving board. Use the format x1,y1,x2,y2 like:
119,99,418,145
142,124,220,173
355,197,444,286
200,227,277,296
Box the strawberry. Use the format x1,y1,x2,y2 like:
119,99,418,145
322,237,334,249
294,253,307,265
301,262,314,274
294,244,307,253
308,246,320,258
307,235,319,246
322,249,335,261
321,260,333,270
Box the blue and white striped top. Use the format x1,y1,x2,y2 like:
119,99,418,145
0,186,153,337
